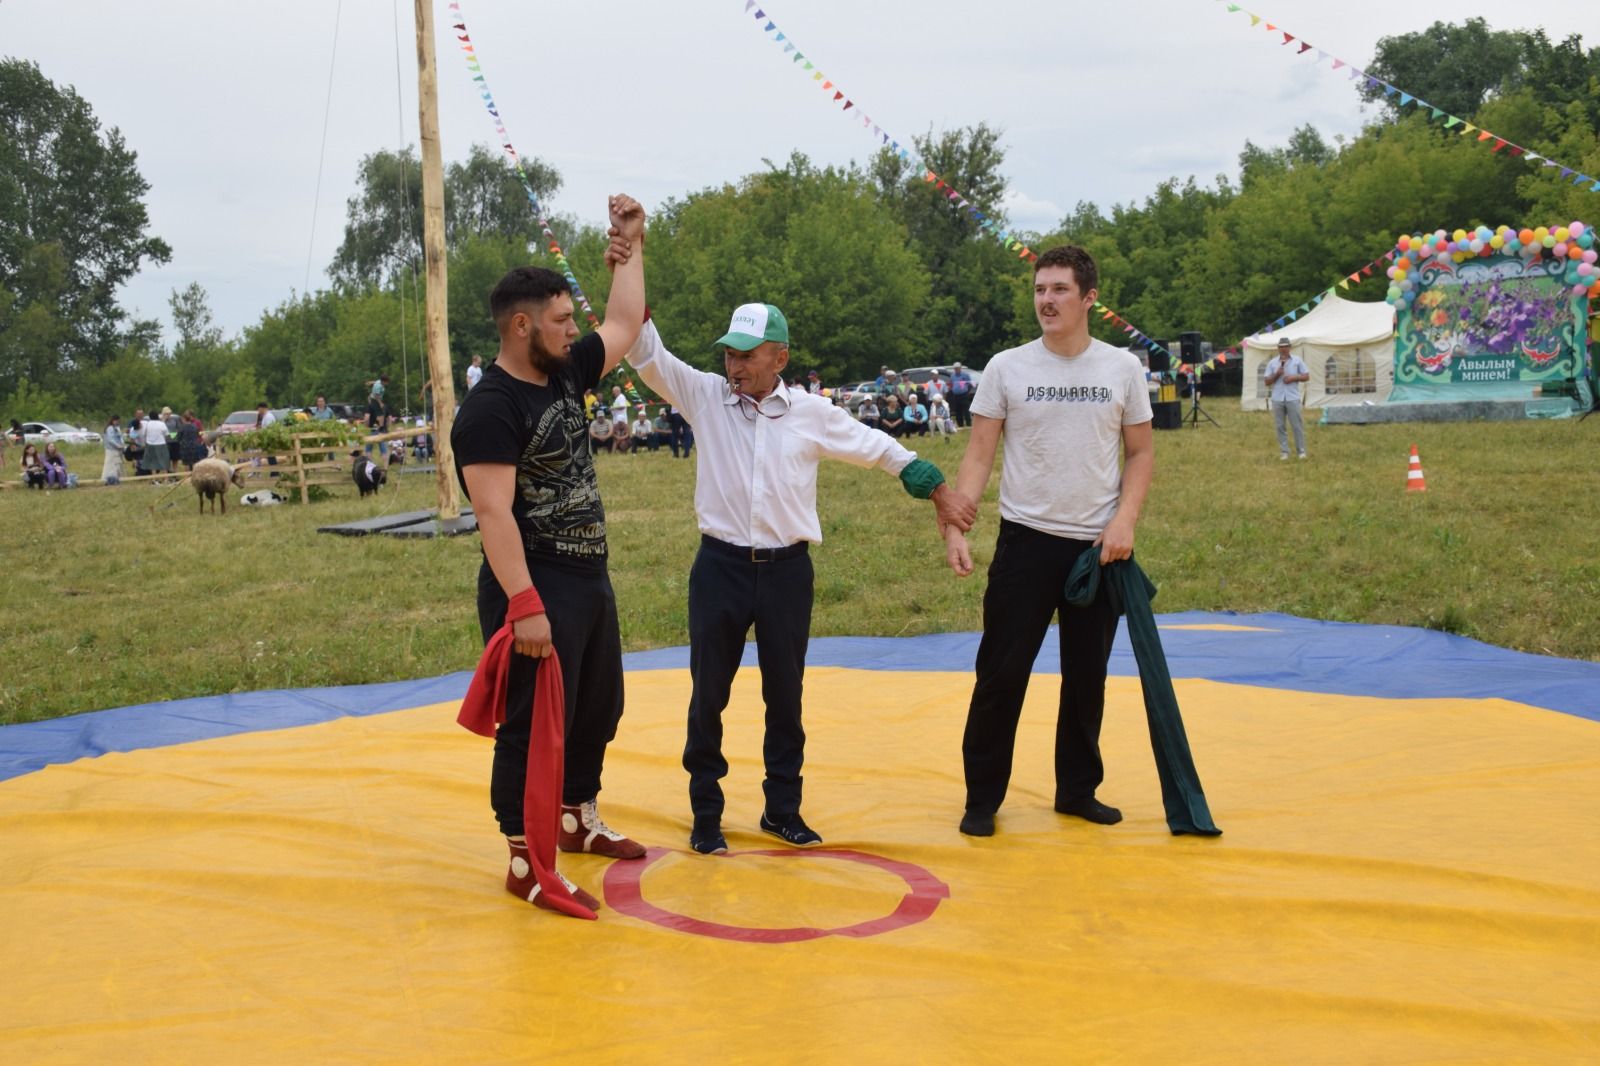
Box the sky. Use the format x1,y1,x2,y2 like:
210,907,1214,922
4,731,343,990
3,0,1594,343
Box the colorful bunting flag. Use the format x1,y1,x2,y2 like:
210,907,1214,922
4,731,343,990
733,1,1170,356
1214,3,1595,195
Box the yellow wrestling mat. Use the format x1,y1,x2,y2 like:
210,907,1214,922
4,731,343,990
4,639,1599,1062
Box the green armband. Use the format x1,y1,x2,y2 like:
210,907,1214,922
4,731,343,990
899,458,946,500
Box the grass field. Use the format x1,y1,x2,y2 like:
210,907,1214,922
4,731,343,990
4,408,1597,726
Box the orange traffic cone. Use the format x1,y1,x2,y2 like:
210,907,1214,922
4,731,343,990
1406,444,1427,492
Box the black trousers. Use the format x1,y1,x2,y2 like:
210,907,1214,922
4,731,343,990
962,520,1119,815
478,559,624,834
668,414,692,458
684,537,813,820
950,391,973,427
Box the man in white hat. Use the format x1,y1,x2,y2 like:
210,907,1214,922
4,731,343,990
622,299,976,854
1264,337,1310,460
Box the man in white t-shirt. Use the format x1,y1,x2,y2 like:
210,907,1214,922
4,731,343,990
944,244,1155,838
466,354,484,391
1263,337,1310,460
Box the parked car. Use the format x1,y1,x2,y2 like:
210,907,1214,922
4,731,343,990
834,381,892,413
899,365,984,391
214,409,294,435
20,421,101,445
301,402,359,421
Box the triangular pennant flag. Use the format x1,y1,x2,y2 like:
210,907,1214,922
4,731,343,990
1298,42,1312,54
1332,57,1345,69
763,20,775,31
1362,265,1374,276
1399,92,1413,106
1339,279,1351,290
1591,180,1600,192
783,42,795,54
1559,167,1573,179
1298,303,1310,312
823,80,834,91
1491,138,1506,153
803,61,814,70
1265,23,1276,32
1444,116,1460,128
1249,14,1260,25
792,51,804,63
745,0,755,10
1461,124,1477,134
753,9,765,19
812,70,822,79
1282,32,1294,45
1226,3,1239,10
1382,84,1398,97
1477,130,1492,142
843,100,853,111
1317,49,1327,61
774,32,785,42
1431,108,1444,120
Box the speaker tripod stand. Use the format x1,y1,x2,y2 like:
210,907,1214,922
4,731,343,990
1184,375,1219,428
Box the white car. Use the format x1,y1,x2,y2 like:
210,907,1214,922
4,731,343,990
20,421,101,445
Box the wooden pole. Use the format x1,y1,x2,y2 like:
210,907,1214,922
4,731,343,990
414,0,460,519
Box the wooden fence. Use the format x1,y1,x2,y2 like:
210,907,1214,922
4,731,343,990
4,426,435,501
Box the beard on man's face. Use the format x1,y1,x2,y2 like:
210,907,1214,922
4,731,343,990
526,329,569,374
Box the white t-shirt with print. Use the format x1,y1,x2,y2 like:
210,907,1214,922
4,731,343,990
970,336,1153,540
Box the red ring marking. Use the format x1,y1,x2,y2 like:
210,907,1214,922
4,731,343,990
603,846,950,943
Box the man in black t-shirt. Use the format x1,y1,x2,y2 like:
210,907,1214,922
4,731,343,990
451,194,648,916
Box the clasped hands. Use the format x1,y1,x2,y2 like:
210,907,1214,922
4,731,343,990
603,193,644,269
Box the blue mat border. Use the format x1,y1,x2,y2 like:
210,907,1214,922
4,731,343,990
3,611,1595,782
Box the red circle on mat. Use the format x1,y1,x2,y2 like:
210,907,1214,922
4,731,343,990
603,846,950,943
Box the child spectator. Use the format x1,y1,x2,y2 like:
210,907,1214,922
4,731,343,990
41,441,69,488
20,443,46,489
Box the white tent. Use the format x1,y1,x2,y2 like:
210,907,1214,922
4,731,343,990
1240,293,1395,411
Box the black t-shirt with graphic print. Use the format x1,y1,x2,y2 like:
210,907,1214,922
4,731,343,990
452,332,608,573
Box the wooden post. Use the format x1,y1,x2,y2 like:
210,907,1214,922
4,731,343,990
293,436,309,506
414,0,460,519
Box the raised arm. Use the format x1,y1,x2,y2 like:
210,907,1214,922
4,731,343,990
596,195,647,376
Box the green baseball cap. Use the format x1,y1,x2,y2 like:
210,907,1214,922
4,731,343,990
715,303,789,350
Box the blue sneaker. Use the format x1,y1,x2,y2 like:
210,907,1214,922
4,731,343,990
759,811,823,848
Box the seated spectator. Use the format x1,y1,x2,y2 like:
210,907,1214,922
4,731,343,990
631,407,655,453
588,412,614,453
652,408,673,451
929,394,956,440
42,441,69,488
880,396,905,438
20,443,47,489
856,397,880,430
903,396,930,437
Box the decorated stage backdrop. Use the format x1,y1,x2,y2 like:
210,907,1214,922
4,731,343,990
1387,222,1596,411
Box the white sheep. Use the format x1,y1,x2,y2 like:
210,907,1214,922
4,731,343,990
190,456,244,515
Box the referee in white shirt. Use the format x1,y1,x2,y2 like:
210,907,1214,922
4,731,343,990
627,303,975,854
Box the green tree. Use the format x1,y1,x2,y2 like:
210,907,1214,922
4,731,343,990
329,143,561,288
647,154,929,381
1361,19,1528,118
0,59,171,386
870,124,1029,362
213,365,266,423
166,283,238,415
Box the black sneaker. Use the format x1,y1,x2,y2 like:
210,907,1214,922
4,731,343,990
959,810,995,837
759,811,823,848
689,819,727,855
1055,797,1123,825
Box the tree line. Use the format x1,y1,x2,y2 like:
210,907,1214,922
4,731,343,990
2,18,1596,424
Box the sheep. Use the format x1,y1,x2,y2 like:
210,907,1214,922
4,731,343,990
190,456,244,515
351,449,387,497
